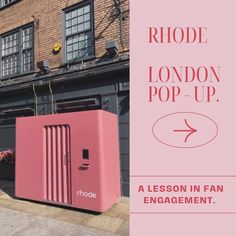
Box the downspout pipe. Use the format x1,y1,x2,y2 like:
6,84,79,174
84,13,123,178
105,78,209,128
49,81,54,114
117,0,125,50
33,84,38,115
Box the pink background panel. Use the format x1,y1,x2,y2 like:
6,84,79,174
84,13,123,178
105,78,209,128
131,0,236,235
131,215,236,236
131,0,236,176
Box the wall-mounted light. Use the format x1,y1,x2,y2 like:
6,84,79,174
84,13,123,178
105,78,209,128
105,41,119,58
37,61,50,74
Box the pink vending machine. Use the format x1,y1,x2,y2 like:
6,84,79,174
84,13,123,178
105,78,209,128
15,110,121,212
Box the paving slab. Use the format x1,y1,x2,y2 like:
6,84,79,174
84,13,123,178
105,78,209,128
0,207,116,236
0,181,129,236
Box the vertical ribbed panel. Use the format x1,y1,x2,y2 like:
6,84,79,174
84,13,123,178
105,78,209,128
44,125,72,204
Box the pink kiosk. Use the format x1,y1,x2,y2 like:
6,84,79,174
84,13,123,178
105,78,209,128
15,110,121,212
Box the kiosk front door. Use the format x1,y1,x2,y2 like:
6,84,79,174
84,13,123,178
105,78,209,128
43,125,72,205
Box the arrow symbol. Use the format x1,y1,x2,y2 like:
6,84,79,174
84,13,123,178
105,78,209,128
173,119,197,143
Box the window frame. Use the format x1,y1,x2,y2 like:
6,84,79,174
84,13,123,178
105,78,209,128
0,0,21,10
0,23,35,79
63,0,95,64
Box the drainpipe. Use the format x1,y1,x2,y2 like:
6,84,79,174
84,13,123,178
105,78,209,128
116,0,125,50
49,81,54,114
33,84,38,116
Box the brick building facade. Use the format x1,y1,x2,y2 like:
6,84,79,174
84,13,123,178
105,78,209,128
0,0,130,196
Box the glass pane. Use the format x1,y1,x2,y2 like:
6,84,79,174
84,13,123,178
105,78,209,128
79,34,85,41
73,35,79,43
78,16,83,24
72,10,77,18
65,3,91,35
73,43,79,51
2,54,18,76
84,21,90,30
77,8,83,16
66,20,72,28
66,31,93,61
66,12,72,20
72,18,78,26
2,32,19,56
67,52,73,61
67,45,72,52
84,5,90,14
84,13,90,21
67,37,73,45
78,24,84,32
23,49,33,72
23,26,33,50
66,28,72,35
73,51,78,59
72,26,78,34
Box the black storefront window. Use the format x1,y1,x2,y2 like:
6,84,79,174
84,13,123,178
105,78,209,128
64,1,94,62
0,25,34,78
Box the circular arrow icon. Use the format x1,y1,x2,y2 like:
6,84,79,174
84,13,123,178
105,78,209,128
152,112,218,148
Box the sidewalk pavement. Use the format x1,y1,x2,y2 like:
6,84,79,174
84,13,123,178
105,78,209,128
0,181,129,236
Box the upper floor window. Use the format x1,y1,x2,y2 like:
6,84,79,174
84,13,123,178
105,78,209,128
0,0,17,8
64,2,94,62
0,25,34,78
